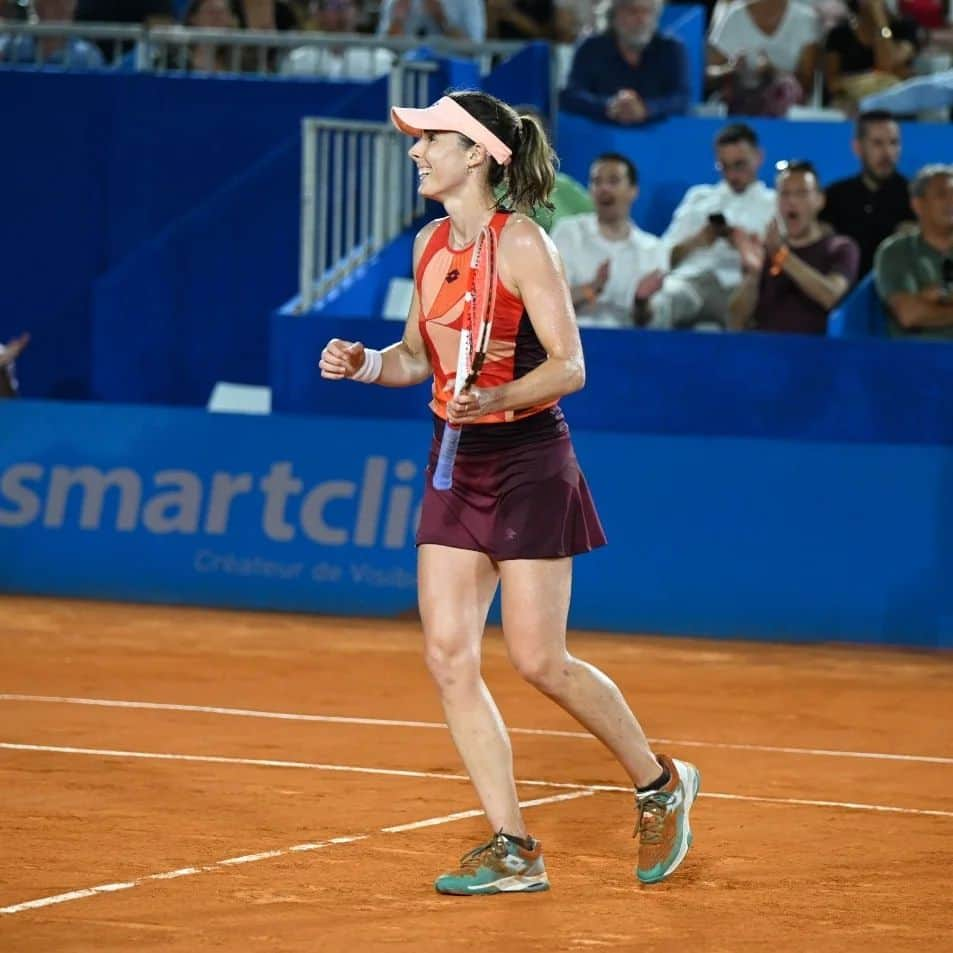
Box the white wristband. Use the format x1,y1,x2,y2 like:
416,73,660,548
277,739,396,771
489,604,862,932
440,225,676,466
350,347,382,383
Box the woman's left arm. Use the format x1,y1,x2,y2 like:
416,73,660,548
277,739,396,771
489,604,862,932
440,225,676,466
447,217,585,425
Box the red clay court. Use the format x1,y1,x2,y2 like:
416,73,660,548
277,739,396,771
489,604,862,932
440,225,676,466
1,596,951,951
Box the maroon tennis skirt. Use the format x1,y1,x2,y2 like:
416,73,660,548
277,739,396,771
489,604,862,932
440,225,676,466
416,408,607,561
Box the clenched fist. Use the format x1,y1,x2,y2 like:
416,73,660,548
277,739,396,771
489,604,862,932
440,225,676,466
319,338,365,380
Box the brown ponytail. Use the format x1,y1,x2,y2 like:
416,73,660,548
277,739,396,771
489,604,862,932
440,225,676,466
448,90,557,216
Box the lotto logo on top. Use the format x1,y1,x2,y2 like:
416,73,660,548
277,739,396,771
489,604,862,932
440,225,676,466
0,456,421,550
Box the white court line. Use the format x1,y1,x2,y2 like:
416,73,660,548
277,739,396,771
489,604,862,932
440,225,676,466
3,741,952,819
2,693,951,766
0,790,592,916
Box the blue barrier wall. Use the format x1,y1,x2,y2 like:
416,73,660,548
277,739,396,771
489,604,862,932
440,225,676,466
0,70,384,401
556,114,953,236
91,135,303,405
271,317,953,446
1,399,950,647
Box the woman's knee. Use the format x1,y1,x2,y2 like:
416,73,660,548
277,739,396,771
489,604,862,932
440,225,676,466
423,634,482,692
510,646,572,694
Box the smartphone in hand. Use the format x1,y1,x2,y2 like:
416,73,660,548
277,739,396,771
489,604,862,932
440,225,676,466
708,212,729,237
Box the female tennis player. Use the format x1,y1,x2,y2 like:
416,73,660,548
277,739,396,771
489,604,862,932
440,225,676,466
318,90,699,895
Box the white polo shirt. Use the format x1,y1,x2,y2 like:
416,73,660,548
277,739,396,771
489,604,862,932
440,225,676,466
551,213,668,329
661,180,777,288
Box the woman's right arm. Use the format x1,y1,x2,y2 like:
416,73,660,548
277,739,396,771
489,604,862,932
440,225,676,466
319,223,436,388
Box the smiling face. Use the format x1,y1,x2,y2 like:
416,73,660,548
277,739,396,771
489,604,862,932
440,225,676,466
777,169,824,241
589,158,637,225
408,131,476,201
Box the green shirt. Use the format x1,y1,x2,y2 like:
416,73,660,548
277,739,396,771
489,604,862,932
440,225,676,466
494,173,594,234
874,231,953,340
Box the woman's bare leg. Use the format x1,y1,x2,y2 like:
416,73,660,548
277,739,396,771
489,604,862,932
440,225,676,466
498,557,662,787
418,543,526,836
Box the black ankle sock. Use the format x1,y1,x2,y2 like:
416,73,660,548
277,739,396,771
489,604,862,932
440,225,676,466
637,764,670,794
500,831,535,851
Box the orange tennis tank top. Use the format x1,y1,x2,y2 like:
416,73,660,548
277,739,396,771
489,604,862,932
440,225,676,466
416,211,558,425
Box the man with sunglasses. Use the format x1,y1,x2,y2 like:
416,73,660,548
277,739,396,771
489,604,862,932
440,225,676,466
727,160,859,335
647,123,776,330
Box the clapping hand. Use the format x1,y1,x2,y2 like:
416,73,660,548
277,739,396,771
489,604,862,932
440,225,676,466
635,269,665,302
733,230,766,276
764,219,785,257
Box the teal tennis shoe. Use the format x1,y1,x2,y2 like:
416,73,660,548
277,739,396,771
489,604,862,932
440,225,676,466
435,832,550,895
635,754,701,884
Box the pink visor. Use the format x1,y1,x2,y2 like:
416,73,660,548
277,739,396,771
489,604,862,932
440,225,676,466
390,96,513,166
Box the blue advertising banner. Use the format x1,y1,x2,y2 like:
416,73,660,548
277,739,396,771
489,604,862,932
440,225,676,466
1,400,951,647
0,401,424,616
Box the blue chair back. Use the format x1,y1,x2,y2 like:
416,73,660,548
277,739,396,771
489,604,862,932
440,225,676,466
827,274,889,338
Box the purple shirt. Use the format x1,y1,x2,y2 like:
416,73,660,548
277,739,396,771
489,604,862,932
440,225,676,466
754,233,860,335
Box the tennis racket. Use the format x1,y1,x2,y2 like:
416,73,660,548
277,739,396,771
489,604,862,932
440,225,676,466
432,223,499,491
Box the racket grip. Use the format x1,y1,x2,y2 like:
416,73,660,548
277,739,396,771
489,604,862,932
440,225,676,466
432,424,462,490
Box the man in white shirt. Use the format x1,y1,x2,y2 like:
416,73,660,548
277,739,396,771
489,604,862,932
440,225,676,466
376,0,485,41
649,122,777,330
551,152,668,329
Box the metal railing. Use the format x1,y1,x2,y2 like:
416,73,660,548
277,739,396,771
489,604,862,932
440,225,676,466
0,21,532,76
298,61,434,312
0,21,142,67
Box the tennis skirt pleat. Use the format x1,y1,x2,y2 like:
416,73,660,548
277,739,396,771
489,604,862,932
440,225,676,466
416,428,607,561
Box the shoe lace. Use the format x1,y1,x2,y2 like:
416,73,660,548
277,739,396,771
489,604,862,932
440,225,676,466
458,833,508,871
635,791,672,845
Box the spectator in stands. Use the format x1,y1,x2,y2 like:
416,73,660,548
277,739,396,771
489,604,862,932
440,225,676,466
707,0,821,115
181,0,245,72
376,0,485,42
728,160,860,334
551,153,667,328
821,109,913,277
824,0,921,112
0,332,29,398
648,123,776,331
0,0,104,68
486,0,559,40
874,164,953,339
280,0,394,78
560,0,691,124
